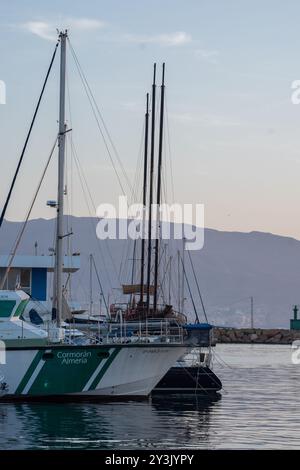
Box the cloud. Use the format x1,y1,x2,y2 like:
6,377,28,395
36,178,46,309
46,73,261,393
20,21,191,48
23,21,56,41
22,18,105,41
125,31,192,47
194,49,219,64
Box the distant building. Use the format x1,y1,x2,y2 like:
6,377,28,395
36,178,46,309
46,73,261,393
0,255,80,301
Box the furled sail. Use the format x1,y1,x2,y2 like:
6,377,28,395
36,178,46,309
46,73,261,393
122,284,155,295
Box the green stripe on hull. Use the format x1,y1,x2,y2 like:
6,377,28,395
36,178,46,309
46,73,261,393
89,347,121,391
15,350,44,394
13,299,29,317
26,347,112,396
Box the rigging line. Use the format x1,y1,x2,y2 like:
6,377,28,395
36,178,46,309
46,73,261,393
68,39,135,198
69,48,129,194
176,361,218,397
49,217,57,302
161,168,168,214
71,145,114,291
71,181,116,298
91,255,109,317
118,122,145,281
130,120,145,204
212,349,234,370
0,137,57,290
70,139,94,212
64,137,74,301
161,158,167,205
187,250,208,323
132,149,144,204
65,102,118,283
158,254,171,305
64,135,72,254
153,242,168,302
70,138,120,285
118,115,144,280
74,262,89,301
69,48,126,196
62,70,75,304
67,40,131,198
121,239,135,284
66,68,75,222
161,127,169,204
165,94,175,203
0,40,59,230
180,254,199,322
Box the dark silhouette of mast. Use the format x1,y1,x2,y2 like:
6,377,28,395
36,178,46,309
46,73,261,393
139,93,149,304
153,63,165,313
146,64,156,315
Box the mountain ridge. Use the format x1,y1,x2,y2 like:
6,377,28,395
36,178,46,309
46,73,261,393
0,216,299,328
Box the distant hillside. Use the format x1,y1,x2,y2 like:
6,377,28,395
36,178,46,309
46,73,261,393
0,217,299,328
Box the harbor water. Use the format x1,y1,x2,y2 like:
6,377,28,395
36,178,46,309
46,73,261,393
0,344,299,450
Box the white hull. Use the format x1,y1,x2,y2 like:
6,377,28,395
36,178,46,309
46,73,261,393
1,344,187,398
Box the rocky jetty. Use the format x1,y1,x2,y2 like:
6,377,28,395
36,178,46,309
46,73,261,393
213,327,300,344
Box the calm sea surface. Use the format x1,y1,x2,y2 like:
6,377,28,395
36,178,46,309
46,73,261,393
0,344,299,449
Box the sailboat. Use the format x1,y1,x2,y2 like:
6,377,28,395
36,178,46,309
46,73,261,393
110,64,186,325
110,63,222,395
0,31,187,399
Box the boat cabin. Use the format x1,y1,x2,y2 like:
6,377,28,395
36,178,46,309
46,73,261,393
0,255,80,301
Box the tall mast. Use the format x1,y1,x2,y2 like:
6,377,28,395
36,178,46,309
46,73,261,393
130,239,137,306
139,93,149,304
153,63,165,312
168,255,172,305
89,254,93,316
53,30,67,327
177,250,181,312
146,64,156,315
181,236,185,313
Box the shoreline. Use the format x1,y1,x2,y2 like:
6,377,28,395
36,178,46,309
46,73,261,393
213,327,300,345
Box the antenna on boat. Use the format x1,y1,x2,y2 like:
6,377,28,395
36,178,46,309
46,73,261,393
146,64,156,316
153,63,165,313
139,93,149,305
52,30,68,328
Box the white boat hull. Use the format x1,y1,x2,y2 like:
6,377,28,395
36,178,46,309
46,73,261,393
0,344,187,398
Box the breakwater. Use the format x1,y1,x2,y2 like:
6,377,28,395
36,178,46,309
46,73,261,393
213,327,300,344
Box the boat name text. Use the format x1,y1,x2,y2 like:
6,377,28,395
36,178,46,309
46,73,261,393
57,351,92,365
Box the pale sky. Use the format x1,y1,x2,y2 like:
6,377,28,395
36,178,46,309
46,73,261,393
1,0,300,239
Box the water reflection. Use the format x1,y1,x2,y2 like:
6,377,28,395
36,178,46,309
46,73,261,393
1,345,300,449
0,395,220,449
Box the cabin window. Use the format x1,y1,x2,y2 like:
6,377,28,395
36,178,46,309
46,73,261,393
29,309,43,325
7,270,19,291
0,268,31,294
20,269,31,295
